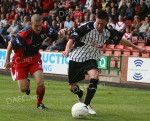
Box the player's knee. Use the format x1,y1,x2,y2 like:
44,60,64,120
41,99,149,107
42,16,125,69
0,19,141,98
70,84,79,94
88,79,98,90
37,82,44,88
89,73,99,80
20,88,27,92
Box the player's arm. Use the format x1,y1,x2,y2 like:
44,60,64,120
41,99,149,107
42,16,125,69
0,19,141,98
62,38,74,57
41,37,51,50
120,38,147,53
58,28,67,39
4,43,13,71
109,27,147,54
41,27,59,50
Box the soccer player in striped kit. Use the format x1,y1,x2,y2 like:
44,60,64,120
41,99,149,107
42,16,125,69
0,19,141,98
62,10,147,115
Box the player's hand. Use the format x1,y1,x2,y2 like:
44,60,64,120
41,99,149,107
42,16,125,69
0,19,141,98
138,47,147,54
58,28,67,38
4,60,11,72
62,49,70,57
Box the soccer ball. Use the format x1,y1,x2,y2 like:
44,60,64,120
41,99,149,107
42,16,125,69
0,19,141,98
71,102,89,118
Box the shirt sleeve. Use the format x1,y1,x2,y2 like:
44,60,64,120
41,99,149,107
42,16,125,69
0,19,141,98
46,27,58,41
11,35,26,49
69,22,94,41
108,28,123,44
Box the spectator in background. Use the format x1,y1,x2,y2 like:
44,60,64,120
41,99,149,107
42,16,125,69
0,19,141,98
63,0,73,10
2,20,10,36
21,15,30,29
0,13,7,24
78,0,86,11
64,15,73,31
118,0,127,16
139,16,150,40
42,11,54,27
84,0,93,11
16,3,23,16
3,20,20,42
42,0,54,13
0,6,6,14
131,15,142,36
47,33,68,51
82,14,90,25
124,2,135,20
3,0,10,13
20,7,28,17
71,5,83,21
43,20,50,27
110,1,118,10
145,0,150,9
56,16,64,30
32,1,42,14
122,25,132,41
107,16,116,29
115,14,125,33
90,13,96,21
139,16,150,33
51,20,59,31
0,22,4,35
146,27,150,46
110,7,119,23
56,2,66,21
0,34,5,48
51,2,59,15
138,0,149,20
105,6,111,17
5,13,10,22
25,2,32,14
95,0,103,10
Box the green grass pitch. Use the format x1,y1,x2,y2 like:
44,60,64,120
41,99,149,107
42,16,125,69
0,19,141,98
0,74,150,121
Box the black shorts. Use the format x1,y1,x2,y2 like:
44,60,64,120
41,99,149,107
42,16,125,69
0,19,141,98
68,59,98,84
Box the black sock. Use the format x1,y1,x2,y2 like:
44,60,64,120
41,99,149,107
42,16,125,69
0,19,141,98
77,89,83,98
70,85,83,98
84,79,98,106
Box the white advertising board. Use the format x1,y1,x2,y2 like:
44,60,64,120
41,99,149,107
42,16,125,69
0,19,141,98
127,57,150,83
0,49,69,75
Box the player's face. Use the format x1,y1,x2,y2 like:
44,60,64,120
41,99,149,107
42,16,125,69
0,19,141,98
31,20,42,35
96,18,107,33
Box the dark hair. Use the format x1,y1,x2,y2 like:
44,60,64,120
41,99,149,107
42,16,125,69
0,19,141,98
96,10,108,21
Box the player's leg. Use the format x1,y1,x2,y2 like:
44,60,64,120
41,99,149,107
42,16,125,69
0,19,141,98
18,79,30,93
85,69,99,115
69,83,84,102
15,66,30,95
68,60,84,102
29,59,46,109
84,69,99,106
83,60,99,115
32,70,46,109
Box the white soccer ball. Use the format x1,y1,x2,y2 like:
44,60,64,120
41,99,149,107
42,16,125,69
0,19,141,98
71,102,89,118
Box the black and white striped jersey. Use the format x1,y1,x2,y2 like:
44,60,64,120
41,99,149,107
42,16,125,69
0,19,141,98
69,21,123,62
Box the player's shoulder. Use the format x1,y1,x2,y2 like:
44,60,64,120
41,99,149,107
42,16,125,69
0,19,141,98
80,21,94,29
18,26,32,38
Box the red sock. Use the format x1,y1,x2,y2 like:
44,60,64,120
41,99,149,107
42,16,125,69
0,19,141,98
36,86,45,106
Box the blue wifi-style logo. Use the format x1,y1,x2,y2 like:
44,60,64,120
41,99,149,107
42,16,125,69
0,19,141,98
133,59,143,80
134,59,143,67
133,73,143,80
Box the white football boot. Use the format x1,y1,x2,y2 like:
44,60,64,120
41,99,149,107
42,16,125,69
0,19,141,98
87,105,96,115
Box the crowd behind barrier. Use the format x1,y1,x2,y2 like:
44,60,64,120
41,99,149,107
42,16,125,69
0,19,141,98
0,0,149,55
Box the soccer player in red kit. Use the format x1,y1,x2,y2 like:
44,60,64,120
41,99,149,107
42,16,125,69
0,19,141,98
4,14,58,109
